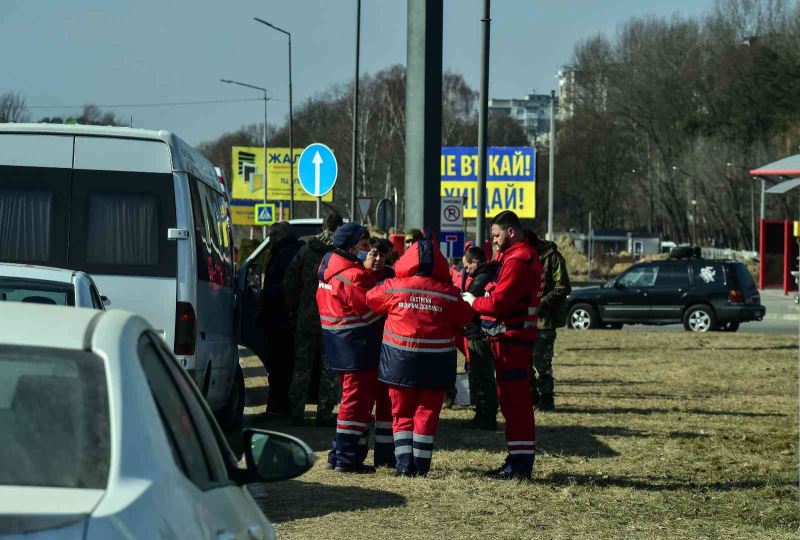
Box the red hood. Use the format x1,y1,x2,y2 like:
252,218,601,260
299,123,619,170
319,250,362,282
394,240,451,283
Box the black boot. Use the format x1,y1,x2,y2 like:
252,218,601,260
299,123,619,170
334,464,376,474
485,454,534,481
538,393,555,411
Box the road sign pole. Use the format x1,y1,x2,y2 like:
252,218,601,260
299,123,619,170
547,89,556,241
476,0,490,247
264,90,268,240
316,197,320,218
350,0,361,221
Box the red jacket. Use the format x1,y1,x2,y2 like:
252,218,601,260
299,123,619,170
471,240,543,342
316,249,382,371
366,240,473,389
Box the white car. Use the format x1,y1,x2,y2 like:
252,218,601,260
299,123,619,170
0,304,315,540
0,263,106,309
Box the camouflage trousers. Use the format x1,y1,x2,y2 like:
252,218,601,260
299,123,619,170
531,328,557,396
467,338,498,420
288,330,338,420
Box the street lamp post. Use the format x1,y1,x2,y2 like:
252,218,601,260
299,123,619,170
221,79,269,237
254,17,295,219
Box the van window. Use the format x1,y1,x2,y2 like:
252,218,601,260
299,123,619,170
68,170,177,277
86,193,159,265
0,166,71,268
189,177,232,287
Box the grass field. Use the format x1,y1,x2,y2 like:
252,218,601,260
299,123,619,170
238,329,798,539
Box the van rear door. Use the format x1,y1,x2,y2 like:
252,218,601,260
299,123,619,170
0,134,74,268
70,137,178,344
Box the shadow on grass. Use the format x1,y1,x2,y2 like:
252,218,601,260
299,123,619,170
436,421,650,458
563,345,796,352
560,378,658,386
535,472,796,492
556,406,786,417
243,366,266,379
248,480,405,523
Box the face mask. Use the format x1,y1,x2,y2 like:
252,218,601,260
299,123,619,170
358,250,368,262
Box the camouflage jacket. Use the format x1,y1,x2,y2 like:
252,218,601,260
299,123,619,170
537,240,572,329
282,230,335,335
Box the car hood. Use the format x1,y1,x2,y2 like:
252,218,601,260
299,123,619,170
0,486,103,538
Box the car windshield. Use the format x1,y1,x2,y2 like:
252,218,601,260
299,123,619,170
0,346,110,489
0,277,75,306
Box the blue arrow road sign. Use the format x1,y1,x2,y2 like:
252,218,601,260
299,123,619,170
254,203,276,225
297,143,338,197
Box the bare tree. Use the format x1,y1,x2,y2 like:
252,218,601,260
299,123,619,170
0,92,30,123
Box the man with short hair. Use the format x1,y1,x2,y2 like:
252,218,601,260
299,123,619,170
462,210,543,480
364,237,395,283
461,246,500,430
317,223,383,473
283,214,343,426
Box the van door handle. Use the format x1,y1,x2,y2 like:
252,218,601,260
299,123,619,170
200,331,207,340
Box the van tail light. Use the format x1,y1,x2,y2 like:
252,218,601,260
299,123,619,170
728,290,745,304
174,302,197,355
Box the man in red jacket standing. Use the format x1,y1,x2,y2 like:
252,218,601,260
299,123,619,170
367,239,473,477
462,210,543,480
317,223,383,473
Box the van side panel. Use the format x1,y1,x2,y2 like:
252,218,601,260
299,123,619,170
173,171,197,372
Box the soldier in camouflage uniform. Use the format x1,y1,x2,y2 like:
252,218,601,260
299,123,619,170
283,214,344,426
526,231,571,411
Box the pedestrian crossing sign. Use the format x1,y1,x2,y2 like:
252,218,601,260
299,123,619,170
254,203,276,225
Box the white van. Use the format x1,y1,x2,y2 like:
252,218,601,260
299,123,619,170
0,124,244,426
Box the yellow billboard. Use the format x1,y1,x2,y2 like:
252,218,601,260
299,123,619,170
439,147,536,219
231,146,334,203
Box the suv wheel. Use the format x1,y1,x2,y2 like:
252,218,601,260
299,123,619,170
568,303,598,330
683,305,716,333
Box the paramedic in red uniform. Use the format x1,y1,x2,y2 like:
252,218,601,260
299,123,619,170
462,210,543,480
367,239,473,477
317,223,383,473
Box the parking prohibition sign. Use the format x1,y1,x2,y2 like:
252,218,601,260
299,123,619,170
440,196,463,232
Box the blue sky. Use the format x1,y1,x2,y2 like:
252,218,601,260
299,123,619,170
2,0,715,145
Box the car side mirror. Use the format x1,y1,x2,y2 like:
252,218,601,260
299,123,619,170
101,295,111,308
243,429,315,483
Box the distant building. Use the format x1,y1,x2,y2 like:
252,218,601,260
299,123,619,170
488,92,557,146
556,67,576,119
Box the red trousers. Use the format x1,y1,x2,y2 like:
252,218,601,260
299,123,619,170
491,340,536,459
332,370,394,468
388,386,445,475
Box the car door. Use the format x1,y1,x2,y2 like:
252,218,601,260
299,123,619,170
236,239,270,364
139,333,272,540
647,263,691,321
601,265,656,321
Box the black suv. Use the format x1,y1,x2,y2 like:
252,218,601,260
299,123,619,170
566,259,765,332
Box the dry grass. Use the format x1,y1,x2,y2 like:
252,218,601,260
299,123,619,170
239,330,799,539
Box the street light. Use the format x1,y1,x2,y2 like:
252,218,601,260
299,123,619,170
254,17,295,219
221,78,269,237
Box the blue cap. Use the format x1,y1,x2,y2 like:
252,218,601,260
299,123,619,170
332,222,367,250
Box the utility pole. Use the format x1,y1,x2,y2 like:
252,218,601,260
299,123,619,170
476,0,490,247
404,0,443,235
221,78,268,237
547,89,556,240
350,0,362,221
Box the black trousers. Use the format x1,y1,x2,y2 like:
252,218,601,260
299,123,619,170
264,329,295,415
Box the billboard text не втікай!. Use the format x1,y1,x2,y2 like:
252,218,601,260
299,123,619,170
440,146,535,219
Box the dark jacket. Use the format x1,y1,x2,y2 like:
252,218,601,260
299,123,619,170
283,230,334,334
463,261,500,340
262,237,304,331
536,240,572,329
